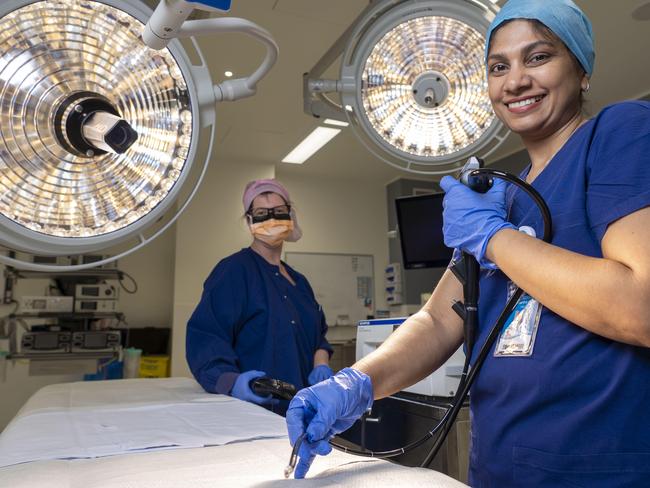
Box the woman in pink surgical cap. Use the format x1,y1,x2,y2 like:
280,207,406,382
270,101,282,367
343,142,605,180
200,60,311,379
186,179,334,415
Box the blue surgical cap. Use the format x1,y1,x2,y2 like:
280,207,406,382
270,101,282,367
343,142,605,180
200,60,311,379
485,0,594,76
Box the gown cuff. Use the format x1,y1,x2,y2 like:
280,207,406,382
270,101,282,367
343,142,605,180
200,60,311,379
215,371,239,394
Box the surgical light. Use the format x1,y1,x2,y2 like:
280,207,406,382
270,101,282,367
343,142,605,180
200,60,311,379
0,0,277,270
304,0,509,175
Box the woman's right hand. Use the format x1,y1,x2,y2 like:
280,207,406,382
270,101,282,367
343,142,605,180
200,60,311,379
285,368,374,479
230,370,279,406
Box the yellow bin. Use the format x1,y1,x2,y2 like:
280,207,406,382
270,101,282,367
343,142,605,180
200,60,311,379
139,355,170,378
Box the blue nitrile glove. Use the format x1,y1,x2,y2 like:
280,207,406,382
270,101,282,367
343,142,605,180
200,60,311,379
286,368,373,479
230,370,279,406
440,175,516,269
308,364,334,385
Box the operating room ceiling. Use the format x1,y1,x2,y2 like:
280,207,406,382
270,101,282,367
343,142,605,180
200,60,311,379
192,0,650,182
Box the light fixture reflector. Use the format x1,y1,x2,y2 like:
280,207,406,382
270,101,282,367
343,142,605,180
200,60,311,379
0,0,193,239
360,15,494,160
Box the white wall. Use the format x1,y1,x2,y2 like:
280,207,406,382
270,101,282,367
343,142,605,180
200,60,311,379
115,226,176,328
276,171,389,313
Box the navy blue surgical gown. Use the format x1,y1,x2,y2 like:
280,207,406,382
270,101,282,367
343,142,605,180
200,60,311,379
468,101,650,487
186,247,332,414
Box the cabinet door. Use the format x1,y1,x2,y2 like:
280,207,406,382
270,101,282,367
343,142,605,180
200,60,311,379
336,396,469,483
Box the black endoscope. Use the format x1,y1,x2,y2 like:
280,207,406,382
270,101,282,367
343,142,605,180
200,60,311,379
325,156,553,466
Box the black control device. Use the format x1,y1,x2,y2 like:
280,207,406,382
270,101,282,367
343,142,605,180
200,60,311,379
250,377,298,401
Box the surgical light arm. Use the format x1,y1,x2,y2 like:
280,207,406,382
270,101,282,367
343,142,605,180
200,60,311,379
143,0,278,102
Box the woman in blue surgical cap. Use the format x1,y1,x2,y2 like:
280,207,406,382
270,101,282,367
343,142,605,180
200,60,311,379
285,0,650,484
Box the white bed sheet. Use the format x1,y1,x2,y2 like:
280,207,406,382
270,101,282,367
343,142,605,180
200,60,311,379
0,378,468,487
0,437,467,488
0,378,287,467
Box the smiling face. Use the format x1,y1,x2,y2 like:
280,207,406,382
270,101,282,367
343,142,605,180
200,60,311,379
486,20,589,142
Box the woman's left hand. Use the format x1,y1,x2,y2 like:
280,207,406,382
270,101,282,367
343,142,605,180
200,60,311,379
308,364,334,385
440,176,516,268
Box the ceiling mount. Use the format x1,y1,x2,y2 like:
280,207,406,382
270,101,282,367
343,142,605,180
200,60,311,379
411,71,450,108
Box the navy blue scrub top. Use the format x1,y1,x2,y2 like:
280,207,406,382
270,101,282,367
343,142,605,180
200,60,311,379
469,102,650,487
186,247,332,406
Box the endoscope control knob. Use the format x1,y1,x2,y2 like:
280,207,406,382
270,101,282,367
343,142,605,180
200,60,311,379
459,156,492,193
449,253,467,285
452,300,467,321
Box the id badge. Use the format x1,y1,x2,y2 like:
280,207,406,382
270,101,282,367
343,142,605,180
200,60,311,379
494,281,542,357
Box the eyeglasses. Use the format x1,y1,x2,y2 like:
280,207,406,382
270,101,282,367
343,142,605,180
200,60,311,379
248,204,291,223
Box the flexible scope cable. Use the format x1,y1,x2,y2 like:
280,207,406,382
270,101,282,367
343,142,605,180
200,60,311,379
328,169,552,464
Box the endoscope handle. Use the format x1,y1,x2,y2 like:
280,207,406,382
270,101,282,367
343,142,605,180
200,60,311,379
461,254,480,354
455,156,492,356
249,377,297,401
459,156,492,193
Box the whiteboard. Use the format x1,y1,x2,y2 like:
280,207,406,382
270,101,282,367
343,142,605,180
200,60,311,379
284,252,374,326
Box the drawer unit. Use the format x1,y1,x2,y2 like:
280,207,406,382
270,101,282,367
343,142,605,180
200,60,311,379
336,393,470,483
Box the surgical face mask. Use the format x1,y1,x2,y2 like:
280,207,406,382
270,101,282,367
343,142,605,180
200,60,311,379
249,218,294,247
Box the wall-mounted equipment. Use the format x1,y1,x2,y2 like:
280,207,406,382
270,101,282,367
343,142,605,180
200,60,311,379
19,296,74,314
74,300,119,314
304,0,507,175
75,284,118,300
384,263,403,306
0,0,277,272
21,332,72,353
71,331,121,352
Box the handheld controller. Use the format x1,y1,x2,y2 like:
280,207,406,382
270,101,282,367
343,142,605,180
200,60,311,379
249,377,297,401
451,156,493,360
459,156,492,193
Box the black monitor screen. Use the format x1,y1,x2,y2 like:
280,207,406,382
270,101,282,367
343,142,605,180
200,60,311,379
395,193,453,269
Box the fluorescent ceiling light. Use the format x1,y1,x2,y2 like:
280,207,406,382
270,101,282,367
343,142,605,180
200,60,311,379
282,127,341,164
323,118,349,127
